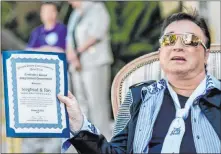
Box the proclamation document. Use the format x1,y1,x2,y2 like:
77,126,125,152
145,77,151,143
2,50,70,138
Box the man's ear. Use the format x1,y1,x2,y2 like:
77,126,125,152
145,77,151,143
158,48,162,60
204,49,210,64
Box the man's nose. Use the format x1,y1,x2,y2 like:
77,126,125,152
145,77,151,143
173,36,184,51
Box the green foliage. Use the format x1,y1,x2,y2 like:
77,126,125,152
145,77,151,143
105,1,163,77
105,1,162,61
1,2,14,26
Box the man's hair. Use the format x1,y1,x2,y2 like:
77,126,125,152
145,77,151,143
41,1,59,11
161,11,211,49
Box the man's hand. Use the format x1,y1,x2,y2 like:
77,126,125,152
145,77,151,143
57,91,84,132
72,57,81,71
66,50,82,71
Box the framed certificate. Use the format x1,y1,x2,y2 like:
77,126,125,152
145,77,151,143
2,50,70,138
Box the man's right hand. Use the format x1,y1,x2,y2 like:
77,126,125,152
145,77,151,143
66,50,82,71
73,58,82,71
57,91,84,132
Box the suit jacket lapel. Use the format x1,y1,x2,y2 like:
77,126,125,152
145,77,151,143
133,92,164,153
199,88,221,139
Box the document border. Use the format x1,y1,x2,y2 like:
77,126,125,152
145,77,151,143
2,50,70,138
12,58,62,129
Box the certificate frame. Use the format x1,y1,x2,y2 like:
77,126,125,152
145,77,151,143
2,50,70,138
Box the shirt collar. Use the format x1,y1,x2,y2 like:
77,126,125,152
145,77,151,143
201,74,221,107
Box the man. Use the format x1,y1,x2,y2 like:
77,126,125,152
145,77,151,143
26,2,67,52
58,12,221,153
23,2,67,153
66,1,114,139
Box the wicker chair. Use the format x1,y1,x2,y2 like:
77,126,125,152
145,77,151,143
111,44,221,135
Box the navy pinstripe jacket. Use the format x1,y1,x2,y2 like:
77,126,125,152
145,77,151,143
68,80,221,154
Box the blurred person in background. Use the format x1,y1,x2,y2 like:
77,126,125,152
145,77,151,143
22,2,67,153
66,1,114,138
26,1,67,52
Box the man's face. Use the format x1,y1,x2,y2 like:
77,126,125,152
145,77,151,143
68,1,82,8
159,20,209,77
40,4,57,24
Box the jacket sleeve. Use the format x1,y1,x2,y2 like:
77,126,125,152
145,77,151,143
68,91,134,154
68,122,129,154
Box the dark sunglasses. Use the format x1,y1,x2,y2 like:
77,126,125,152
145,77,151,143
159,33,207,50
